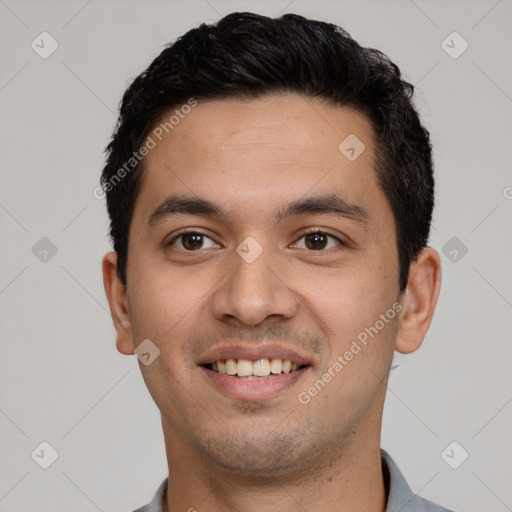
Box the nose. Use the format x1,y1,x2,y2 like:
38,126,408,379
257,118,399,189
211,243,299,327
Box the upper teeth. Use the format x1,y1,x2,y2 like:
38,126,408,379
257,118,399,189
212,358,300,377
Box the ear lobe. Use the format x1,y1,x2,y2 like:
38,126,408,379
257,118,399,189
395,247,442,354
102,252,135,355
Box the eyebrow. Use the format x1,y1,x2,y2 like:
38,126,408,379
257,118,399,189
147,193,369,229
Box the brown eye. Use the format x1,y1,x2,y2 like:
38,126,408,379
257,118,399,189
305,232,328,250
294,231,342,251
168,232,218,251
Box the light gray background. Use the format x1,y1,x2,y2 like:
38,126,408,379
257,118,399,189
1,0,511,510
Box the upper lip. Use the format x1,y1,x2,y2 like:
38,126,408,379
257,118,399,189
196,344,314,366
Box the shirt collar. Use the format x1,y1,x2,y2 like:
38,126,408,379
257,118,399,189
381,449,418,511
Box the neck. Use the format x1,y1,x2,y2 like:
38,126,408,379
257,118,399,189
161,410,387,512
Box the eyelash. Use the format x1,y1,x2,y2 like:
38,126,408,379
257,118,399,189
166,228,345,252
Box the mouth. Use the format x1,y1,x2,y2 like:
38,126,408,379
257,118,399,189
203,358,309,379
199,355,312,400
197,345,314,400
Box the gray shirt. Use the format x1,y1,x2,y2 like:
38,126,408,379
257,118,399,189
132,449,453,511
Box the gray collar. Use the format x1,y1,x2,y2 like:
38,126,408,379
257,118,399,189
381,449,452,511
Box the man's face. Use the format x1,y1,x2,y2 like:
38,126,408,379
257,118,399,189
122,94,401,476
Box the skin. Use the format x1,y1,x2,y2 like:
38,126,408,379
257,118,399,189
103,93,441,512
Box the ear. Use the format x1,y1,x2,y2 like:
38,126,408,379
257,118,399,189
102,252,135,355
395,247,442,354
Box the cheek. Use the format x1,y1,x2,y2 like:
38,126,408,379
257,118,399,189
307,273,398,410
126,264,198,343
294,249,398,376
126,257,228,359
299,256,395,331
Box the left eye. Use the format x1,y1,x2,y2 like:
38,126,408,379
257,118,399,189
168,232,219,251
293,231,342,251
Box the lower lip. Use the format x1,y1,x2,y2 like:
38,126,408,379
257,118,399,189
200,366,310,400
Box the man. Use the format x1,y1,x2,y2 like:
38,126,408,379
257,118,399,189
101,12,450,512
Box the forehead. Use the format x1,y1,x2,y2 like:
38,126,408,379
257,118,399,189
132,93,390,231
148,93,375,167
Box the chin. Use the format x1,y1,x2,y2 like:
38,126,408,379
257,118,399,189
196,429,322,479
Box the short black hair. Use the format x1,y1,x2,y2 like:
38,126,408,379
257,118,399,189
101,12,434,293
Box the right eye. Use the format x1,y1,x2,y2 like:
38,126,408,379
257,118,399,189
167,230,220,251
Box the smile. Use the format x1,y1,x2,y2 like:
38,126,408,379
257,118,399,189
204,357,307,378
201,359,311,400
